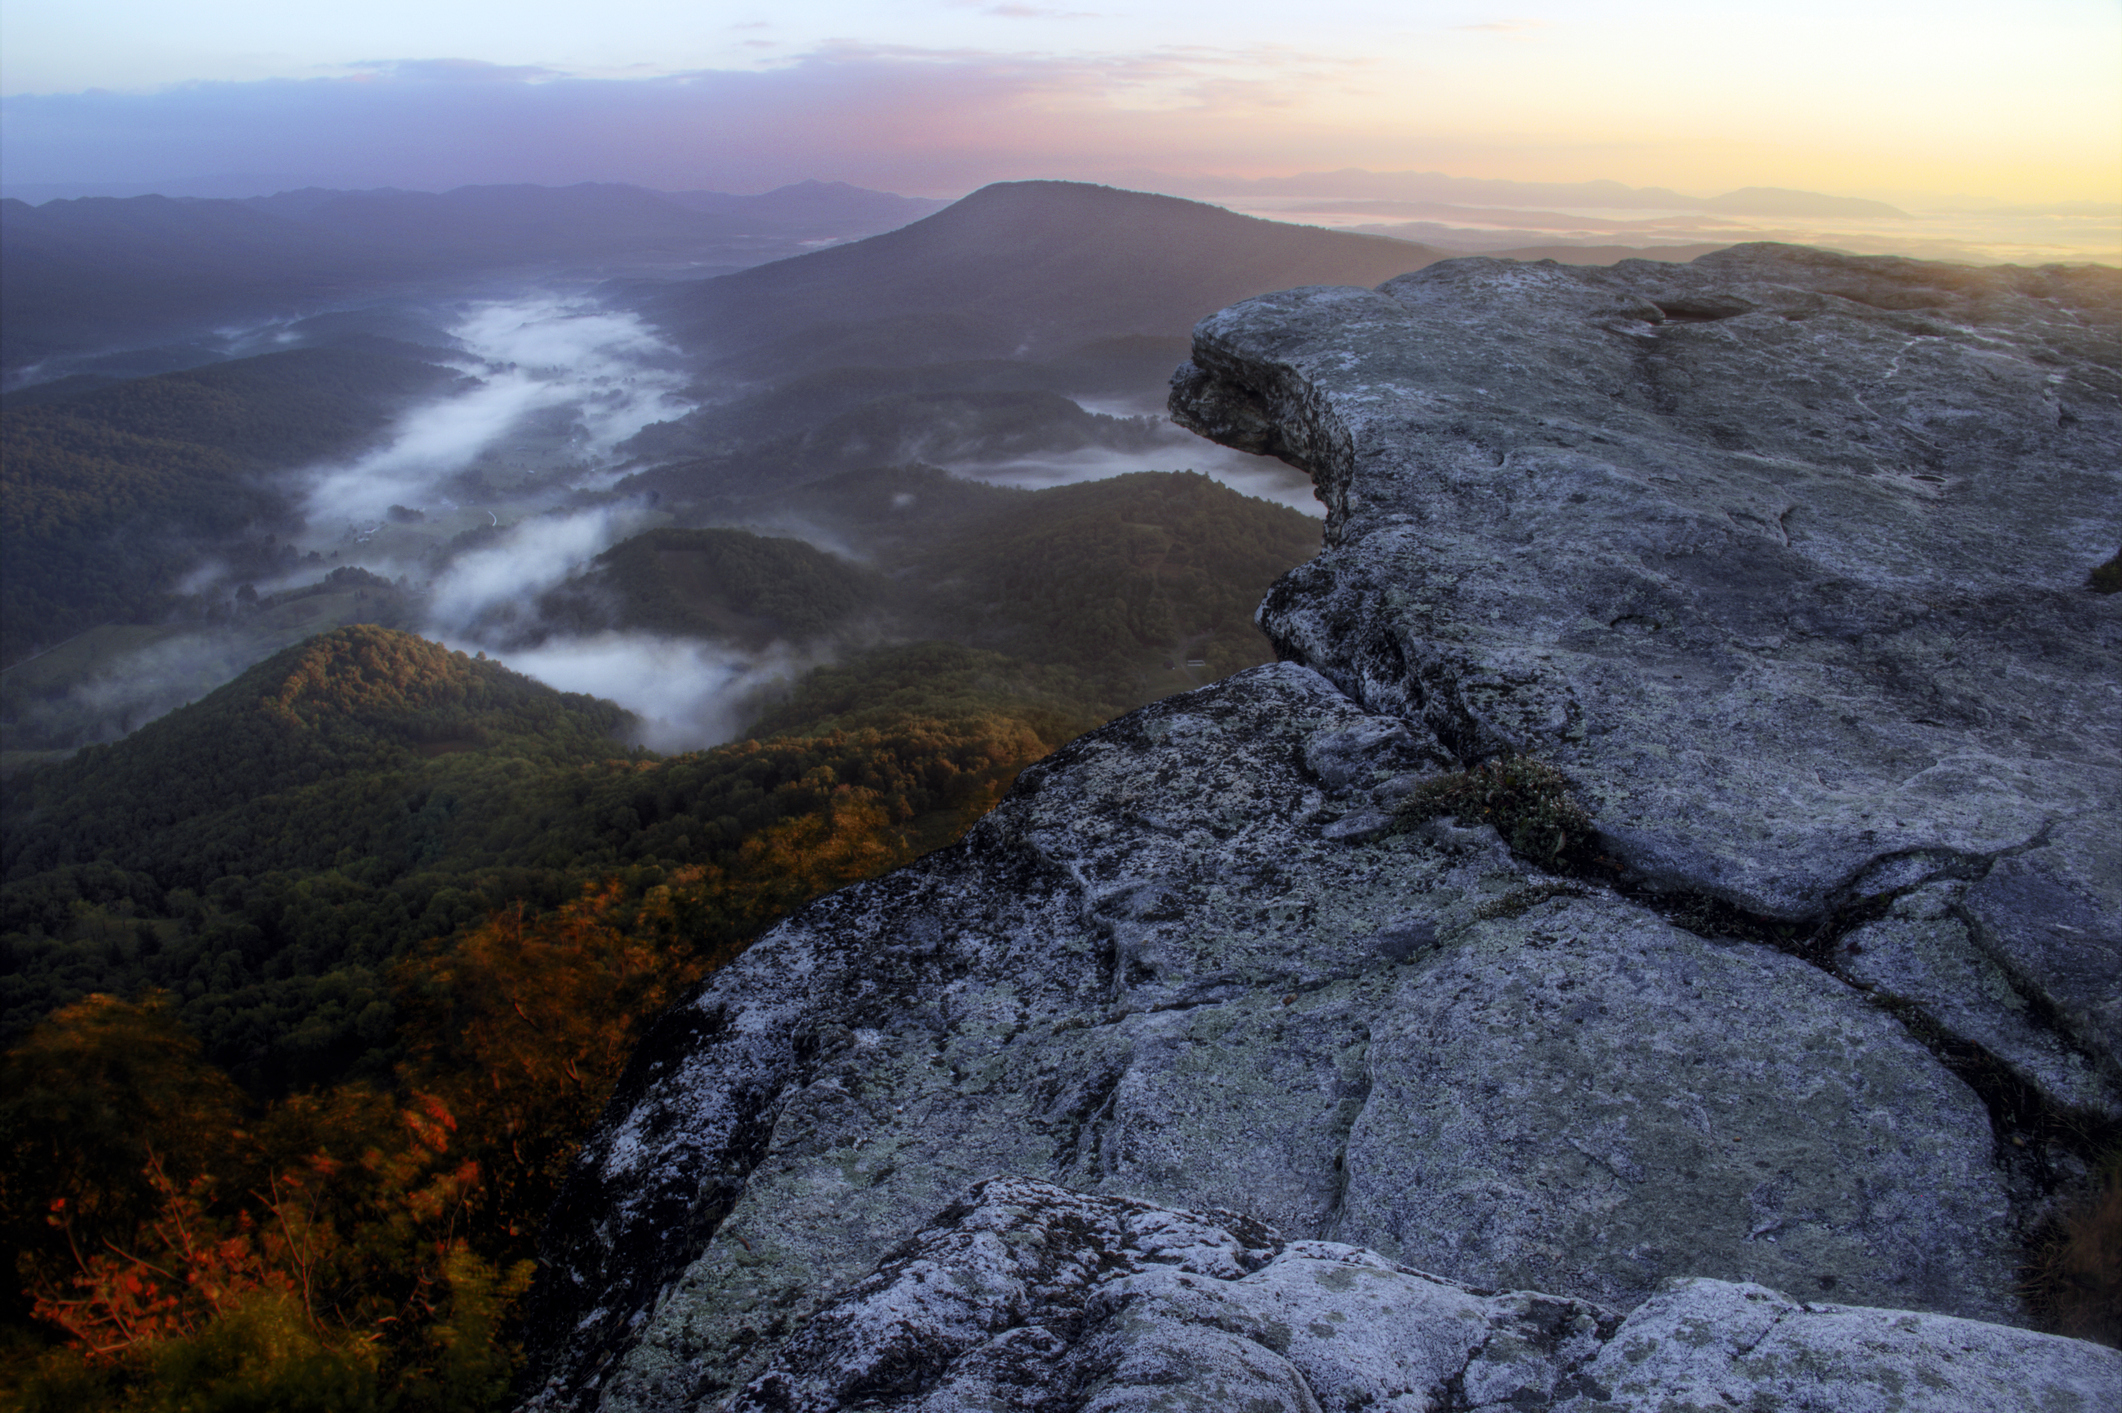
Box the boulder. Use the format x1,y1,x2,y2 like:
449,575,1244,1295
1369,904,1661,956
517,246,2122,1411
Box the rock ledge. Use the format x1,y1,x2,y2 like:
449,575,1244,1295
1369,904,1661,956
518,246,2121,1411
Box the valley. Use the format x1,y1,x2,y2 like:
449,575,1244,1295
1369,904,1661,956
6,183,1401,762
0,178,1374,1405
10,173,2109,1411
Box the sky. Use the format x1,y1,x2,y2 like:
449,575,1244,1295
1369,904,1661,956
2,1,2118,207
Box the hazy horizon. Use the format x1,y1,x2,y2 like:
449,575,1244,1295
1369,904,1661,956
7,169,2112,268
5,4,2115,216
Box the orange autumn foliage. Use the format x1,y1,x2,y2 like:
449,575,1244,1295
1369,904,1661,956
389,786,918,1244
33,1149,294,1355
25,1079,488,1361
4,999,523,1408
6,778,1000,1408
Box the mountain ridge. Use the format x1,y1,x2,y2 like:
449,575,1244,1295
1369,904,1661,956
1126,166,1912,216
0,180,948,375
653,180,1453,371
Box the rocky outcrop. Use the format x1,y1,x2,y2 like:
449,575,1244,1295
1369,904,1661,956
727,1178,2116,1412
1175,244,2122,1084
517,245,2122,1411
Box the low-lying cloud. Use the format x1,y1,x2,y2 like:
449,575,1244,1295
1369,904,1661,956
952,441,1323,518
280,290,817,752
474,632,824,753
305,295,689,527
426,506,660,631
6,632,262,751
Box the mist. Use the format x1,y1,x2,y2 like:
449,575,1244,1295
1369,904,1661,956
304,295,690,529
10,238,1336,759
952,441,1324,518
1,631,266,753
476,633,826,754
285,293,819,749
0,291,761,757
425,505,662,632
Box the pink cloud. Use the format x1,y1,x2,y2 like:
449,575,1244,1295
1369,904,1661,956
0,48,1379,195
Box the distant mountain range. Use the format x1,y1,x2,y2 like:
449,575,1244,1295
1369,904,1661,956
2,174,1765,384
0,181,947,375
238,180,947,258
0,170,1941,380
645,181,1749,383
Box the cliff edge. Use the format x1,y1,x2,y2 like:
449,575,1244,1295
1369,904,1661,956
517,245,2122,1411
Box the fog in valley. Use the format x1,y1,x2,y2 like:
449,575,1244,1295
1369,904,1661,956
2,201,1332,759
951,440,1318,513
8,170,2099,765
301,298,693,527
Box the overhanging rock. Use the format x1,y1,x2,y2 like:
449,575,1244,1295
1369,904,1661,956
517,246,2121,1411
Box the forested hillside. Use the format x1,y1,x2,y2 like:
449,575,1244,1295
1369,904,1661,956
1,622,1090,1407
560,470,1322,714
525,527,884,647
904,470,1321,694
0,345,459,664
0,624,1077,1076
1,462,1316,1084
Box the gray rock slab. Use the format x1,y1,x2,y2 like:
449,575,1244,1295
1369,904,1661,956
517,246,2122,1411
1963,813,2122,1066
518,664,2034,1413
1339,897,2018,1319
1170,244,2122,1086
721,1178,2122,1413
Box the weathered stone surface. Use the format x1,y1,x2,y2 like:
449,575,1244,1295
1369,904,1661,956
1174,243,2122,1100
517,246,2122,1410
723,1179,2121,1413
523,670,2023,1411
1337,905,2012,1315
1839,881,2121,1117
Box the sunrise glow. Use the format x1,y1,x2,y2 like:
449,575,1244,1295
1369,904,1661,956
2,1,2116,211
